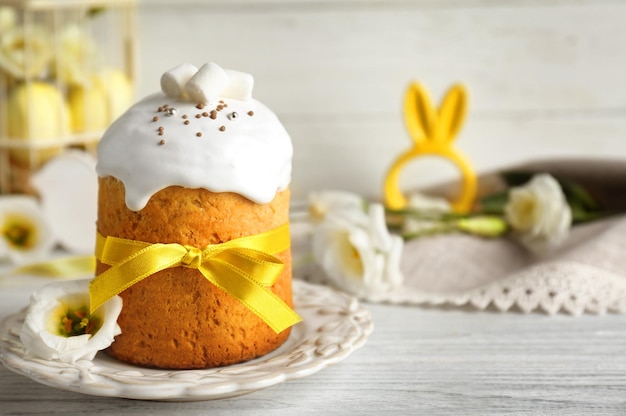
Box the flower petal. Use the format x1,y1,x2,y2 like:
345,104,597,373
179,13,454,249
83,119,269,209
20,280,122,363
308,190,364,221
383,235,404,288
367,203,393,252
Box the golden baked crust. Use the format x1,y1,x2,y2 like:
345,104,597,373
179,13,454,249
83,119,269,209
96,177,292,369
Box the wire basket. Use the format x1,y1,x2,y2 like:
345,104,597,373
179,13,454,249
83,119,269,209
0,0,136,194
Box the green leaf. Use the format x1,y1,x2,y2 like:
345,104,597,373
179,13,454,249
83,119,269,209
478,192,509,215
500,171,534,187
476,170,534,215
559,179,600,212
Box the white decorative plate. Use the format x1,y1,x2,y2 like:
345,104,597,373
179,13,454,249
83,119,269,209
0,280,373,401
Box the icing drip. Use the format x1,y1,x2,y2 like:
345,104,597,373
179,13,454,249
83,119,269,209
96,93,292,211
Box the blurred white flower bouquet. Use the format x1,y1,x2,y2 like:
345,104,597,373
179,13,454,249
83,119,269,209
301,172,614,299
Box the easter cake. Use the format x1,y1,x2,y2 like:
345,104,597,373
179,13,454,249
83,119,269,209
92,63,301,369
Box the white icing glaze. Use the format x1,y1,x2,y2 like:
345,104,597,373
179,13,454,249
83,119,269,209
96,93,292,211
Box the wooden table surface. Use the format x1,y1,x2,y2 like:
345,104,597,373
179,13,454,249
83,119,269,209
1,277,626,415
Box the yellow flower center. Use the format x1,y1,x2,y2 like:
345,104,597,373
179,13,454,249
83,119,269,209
513,198,537,230
336,234,364,277
2,214,37,250
54,304,102,337
309,203,327,222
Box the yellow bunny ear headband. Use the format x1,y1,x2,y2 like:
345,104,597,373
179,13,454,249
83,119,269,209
384,82,477,213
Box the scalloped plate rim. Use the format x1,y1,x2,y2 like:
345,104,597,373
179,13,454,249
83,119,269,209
0,280,373,401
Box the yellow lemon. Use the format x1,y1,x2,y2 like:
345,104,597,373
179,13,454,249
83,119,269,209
3,82,70,167
67,80,109,133
94,68,133,122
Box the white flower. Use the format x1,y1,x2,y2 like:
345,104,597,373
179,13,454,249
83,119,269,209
402,192,452,235
308,190,365,222
0,26,52,79
504,174,572,253
407,192,452,213
20,280,122,363
311,193,403,298
0,195,56,265
53,24,97,86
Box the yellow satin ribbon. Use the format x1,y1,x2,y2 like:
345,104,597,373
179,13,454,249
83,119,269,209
90,223,302,333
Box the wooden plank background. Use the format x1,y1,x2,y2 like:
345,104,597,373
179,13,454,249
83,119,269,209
136,0,626,201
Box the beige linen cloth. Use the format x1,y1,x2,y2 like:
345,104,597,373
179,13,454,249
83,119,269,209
392,214,626,314
298,159,626,315
383,159,626,314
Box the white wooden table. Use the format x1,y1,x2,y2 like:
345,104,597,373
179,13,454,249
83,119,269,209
2,1,625,413
1,277,625,415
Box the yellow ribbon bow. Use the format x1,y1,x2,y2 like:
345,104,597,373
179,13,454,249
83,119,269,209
90,223,302,333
